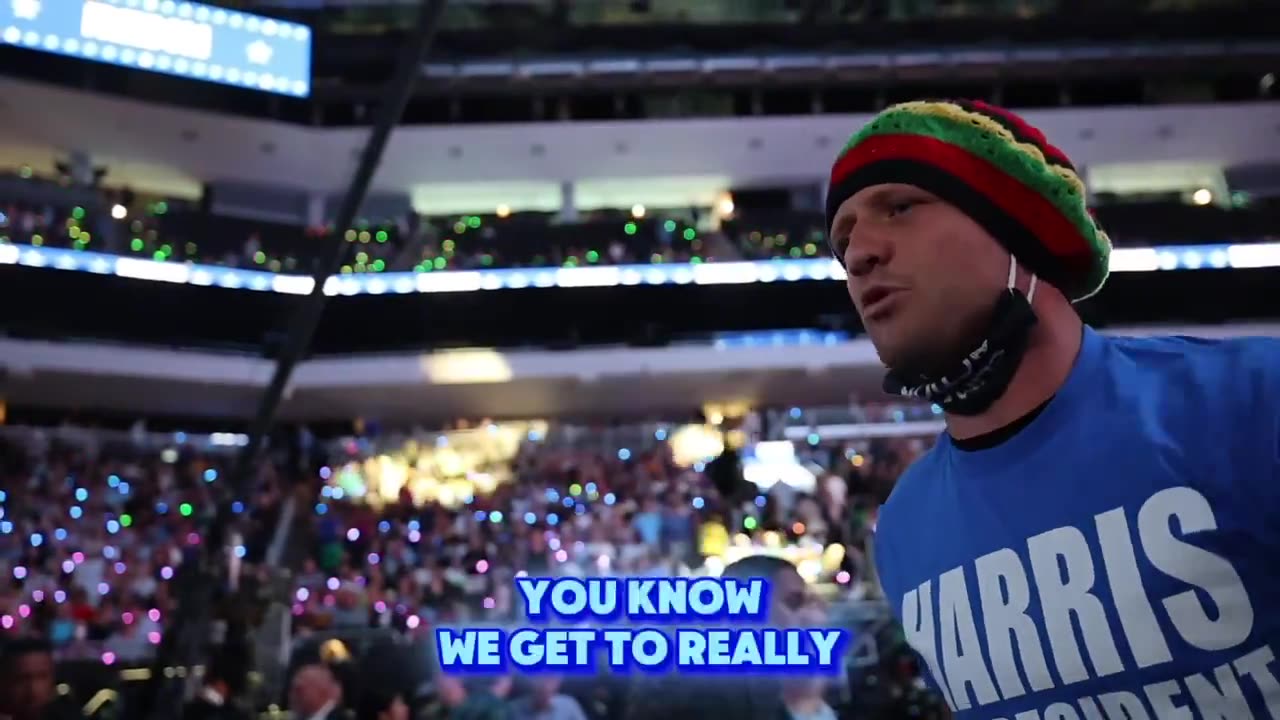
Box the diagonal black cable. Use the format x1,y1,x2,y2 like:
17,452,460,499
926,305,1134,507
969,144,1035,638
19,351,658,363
135,1,448,716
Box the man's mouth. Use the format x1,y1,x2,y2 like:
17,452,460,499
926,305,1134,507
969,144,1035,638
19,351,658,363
861,287,904,318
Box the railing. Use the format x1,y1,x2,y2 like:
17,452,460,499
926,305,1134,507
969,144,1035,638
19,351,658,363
250,602,295,705
316,407,946,464
246,0,1259,31
0,424,250,454
415,40,1280,84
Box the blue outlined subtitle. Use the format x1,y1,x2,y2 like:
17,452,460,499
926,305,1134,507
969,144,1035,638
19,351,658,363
434,627,848,674
516,577,769,622
432,577,850,675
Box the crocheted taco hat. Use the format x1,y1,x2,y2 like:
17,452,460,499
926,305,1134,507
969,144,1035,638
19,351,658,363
824,99,1111,301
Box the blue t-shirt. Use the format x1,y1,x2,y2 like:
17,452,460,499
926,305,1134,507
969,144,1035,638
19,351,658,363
873,327,1280,720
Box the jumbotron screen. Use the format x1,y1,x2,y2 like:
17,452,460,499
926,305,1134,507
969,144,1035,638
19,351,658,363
1,0,312,97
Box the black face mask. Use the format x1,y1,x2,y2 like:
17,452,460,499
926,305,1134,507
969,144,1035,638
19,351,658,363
882,287,1038,416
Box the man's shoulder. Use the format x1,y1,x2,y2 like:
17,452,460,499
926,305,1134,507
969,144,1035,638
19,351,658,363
869,444,947,599
1103,333,1279,385
877,444,947,538
1099,333,1280,430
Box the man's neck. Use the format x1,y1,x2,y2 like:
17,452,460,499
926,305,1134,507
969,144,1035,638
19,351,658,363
945,306,1083,441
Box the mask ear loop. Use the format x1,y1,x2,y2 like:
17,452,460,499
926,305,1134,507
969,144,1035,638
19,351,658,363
1007,254,1039,303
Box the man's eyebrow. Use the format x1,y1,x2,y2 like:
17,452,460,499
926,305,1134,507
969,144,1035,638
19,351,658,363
834,186,927,235
831,211,856,238
860,186,907,207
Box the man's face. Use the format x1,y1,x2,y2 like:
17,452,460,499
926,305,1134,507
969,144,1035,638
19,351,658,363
289,666,337,715
769,570,835,691
2,652,56,718
830,183,1009,377
769,568,826,628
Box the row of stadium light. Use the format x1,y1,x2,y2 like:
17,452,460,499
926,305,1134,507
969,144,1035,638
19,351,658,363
94,0,309,42
0,28,308,96
1,242,1277,296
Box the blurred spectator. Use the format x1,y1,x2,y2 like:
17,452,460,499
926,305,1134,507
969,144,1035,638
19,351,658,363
289,663,344,720
511,676,588,720
0,636,69,720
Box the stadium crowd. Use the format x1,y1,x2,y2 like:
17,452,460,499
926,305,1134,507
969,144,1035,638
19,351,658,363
276,407,947,720
0,402,948,719
3,172,1278,278
0,431,285,660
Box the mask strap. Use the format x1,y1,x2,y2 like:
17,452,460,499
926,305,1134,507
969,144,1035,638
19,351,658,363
1007,254,1038,303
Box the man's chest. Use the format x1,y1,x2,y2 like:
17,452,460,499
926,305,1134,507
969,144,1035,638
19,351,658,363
887,457,1280,719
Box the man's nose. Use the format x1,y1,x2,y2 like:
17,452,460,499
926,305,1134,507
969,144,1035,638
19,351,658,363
845,226,891,278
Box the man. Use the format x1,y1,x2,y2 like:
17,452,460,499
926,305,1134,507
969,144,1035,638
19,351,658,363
289,663,344,720
825,99,1280,719
0,637,61,720
624,555,838,720
755,558,841,720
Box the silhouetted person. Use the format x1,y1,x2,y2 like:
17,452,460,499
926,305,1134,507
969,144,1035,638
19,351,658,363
290,663,344,720
0,637,74,720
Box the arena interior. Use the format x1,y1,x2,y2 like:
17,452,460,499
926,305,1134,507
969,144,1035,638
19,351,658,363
0,0,1279,718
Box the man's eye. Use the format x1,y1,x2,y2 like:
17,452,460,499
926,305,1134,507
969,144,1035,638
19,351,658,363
888,201,916,217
